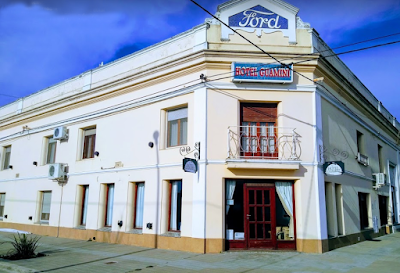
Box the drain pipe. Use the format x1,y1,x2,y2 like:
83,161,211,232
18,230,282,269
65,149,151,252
57,182,65,238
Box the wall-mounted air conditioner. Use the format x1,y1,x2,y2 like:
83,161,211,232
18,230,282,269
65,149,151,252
356,152,369,166
48,163,67,181
373,173,386,188
53,126,68,140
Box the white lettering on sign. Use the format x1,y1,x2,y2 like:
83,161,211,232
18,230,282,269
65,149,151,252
239,9,281,29
325,163,343,176
184,161,197,173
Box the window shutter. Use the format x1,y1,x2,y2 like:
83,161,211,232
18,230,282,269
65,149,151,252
241,103,277,122
168,108,187,121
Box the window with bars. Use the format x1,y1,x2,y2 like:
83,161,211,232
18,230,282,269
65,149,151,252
82,128,96,159
40,191,52,223
167,108,187,147
2,146,11,170
46,137,57,164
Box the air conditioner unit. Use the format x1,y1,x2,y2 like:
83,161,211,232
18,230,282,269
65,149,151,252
356,152,369,166
48,163,67,181
373,173,386,187
53,126,68,140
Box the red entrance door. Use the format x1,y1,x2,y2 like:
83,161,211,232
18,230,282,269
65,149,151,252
244,184,277,249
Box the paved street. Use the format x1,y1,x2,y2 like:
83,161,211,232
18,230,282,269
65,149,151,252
0,231,399,273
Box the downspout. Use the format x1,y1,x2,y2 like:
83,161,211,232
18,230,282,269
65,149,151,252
57,183,65,237
203,21,209,254
203,86,208,254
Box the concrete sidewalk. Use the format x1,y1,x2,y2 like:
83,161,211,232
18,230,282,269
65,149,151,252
0,232,399,273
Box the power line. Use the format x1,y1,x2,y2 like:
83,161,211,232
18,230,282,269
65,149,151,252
293,40,400,65
1,3,398,141
205,38,400,81
331,32,400,51
190,0,287,68
190,0,400,138
277,32,400,63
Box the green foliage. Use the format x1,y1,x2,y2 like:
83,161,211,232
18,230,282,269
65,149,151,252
7,233,41,259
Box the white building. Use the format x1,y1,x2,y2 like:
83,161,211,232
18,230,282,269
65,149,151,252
0,0,399,253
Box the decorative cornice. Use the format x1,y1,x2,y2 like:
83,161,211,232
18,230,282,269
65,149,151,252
296,17,311,29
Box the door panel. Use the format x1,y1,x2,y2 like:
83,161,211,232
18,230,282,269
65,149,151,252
244,184,276,248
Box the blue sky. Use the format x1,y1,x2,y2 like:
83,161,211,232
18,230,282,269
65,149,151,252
0,0,399,119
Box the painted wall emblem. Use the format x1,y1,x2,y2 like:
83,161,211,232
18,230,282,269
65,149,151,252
229,5,288,30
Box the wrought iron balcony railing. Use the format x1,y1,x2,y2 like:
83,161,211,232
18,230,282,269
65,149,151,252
227,126,302,160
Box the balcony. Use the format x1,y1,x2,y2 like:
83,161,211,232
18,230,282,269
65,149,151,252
227,126,301,170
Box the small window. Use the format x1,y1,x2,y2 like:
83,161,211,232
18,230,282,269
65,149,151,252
46,137,57,164
356,131,364,154
2,146,11,170
167,108,187,147
169,180,182,232
41,191,52,223
378,144,384,173
105,184,114,227
134,183,145,229
81,185,89,226
82,128,96,159
0,193,5,219
358,192,369,230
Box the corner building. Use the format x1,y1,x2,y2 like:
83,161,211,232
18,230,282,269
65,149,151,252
0,0,399,253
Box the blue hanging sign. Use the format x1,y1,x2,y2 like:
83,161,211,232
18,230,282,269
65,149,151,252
229,5,288,30
232,62,293,83
183,158,198,173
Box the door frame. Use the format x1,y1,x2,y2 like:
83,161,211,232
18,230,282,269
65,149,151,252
224,179,297,251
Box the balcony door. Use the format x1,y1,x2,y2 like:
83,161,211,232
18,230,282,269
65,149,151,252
240,103,278,158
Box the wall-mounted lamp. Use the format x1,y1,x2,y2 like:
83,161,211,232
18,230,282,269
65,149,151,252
4,215,7,219
8,165,13,169
28,216,32,220
33,161,38,166
117,220,123,227
313,77,324,82
200,73,207,82
146,223,153,229
94,151,100,157
148,142,154,148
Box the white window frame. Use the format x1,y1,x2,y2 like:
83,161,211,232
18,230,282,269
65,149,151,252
2,146,11,170
104,184,114,227
82,127,96,159
46,137,57,164
167,108,188,147
80,185,89,226
134,183,145,229
0,193,5,220
40,191,52,223
169,180,182,232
